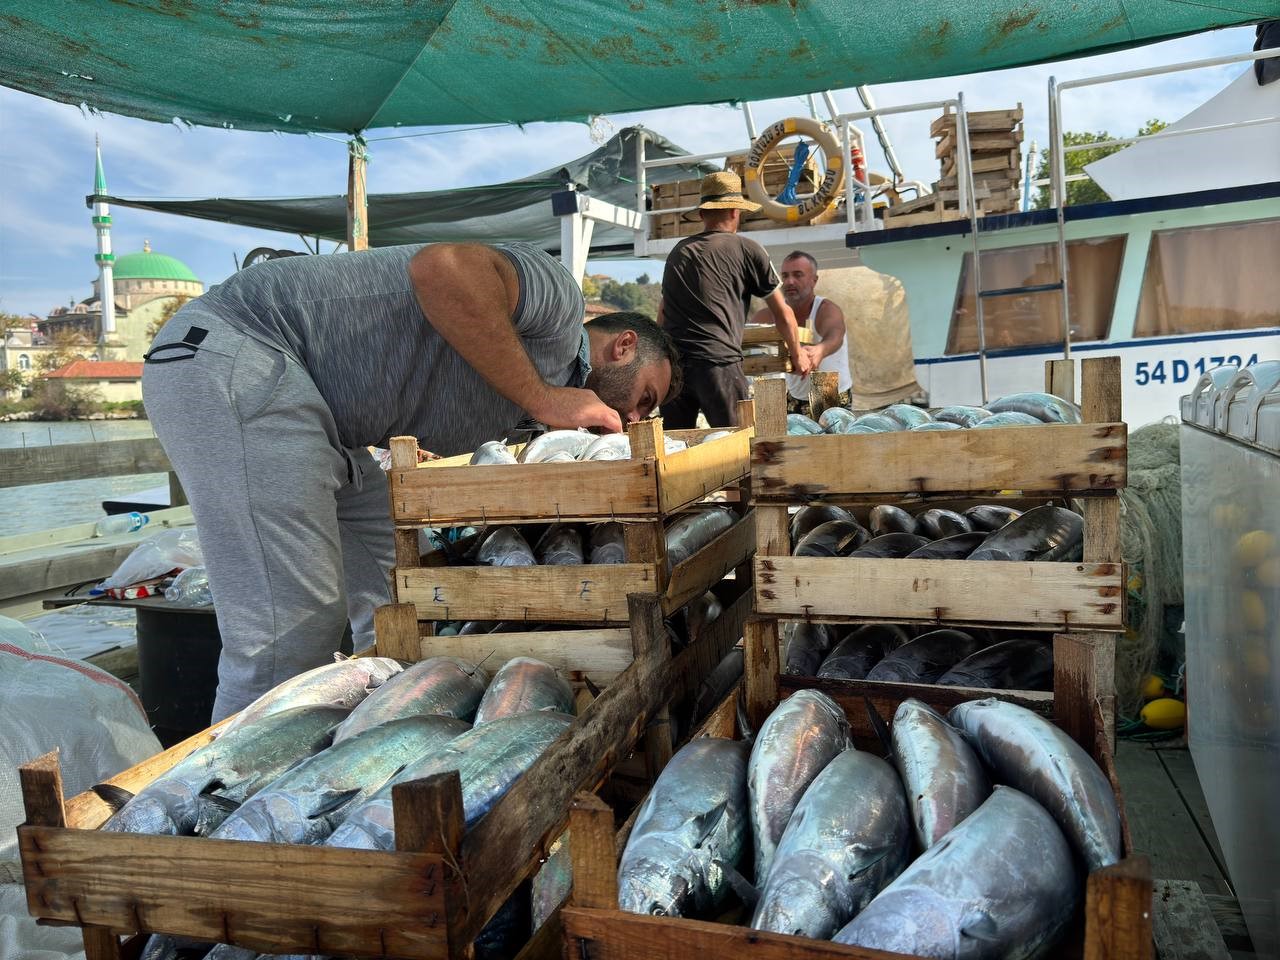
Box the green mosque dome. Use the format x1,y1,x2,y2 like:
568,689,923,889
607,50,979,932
112,244,199,283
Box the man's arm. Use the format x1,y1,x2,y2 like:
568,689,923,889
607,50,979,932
764,289,816,375
809,300,847,361
656,298,666,327
408,244,621,432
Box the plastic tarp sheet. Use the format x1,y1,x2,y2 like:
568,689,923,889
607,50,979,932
1087,67,1280,200
100,127,712,254
1,2,1269,133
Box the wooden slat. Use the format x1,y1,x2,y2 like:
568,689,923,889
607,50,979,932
0,437,171,489
753,377,788,439
656,429,751,514
743,618,779,729
694,689,740,740
1045,358,1076,402
397,563,657,623
742,325,815,346
663,510,756,613
421,629,634,685
81,927,121,960
755,556,1125,630
17,827,450,959
19,751,66,828
751,423,1127,499
1152,880,1230,960
568,793,618,910
1085,856,1154,960
742,354,791,376
1055,632,1118,749
374,602,421,662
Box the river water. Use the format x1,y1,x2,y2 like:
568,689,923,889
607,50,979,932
0,420,168,537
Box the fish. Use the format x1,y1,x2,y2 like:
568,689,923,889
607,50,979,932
473,657,575,724
333,657,488,741
968,505,1083,562
326,711,574,850
751,748,912,939
949,698,1122,870
835,424,883,435
818,407,860,433
833,787,1079,957
911,421,962,431
700,430,735,443
477,527,537,567
518,430,594,463
971,411,1043,428
470,441,519,465
792,519,870,557
581,433,631,461
662,436,689,456
865,629,982,684
209,715,469,845
689,648,744,729
474,887,533,960
748,690,851,881
665,507,735,571
816,624,905,680
937,638,1054,691
962,504,1023,532
532,833,573,931
890,699,990,850
618,737,750,917
789,504,854,547
534,524,585,565
987,392,1083,424
588,522,627,564
881,404,933,429
783,622,838,676
904,531,987,559
787,414,824,435
99,705,349,836
852,413,903,432
221,657,404,735
683,590,723,645
869,504,918,537
933,405,993,428
847,533,930,558
915,508,971,539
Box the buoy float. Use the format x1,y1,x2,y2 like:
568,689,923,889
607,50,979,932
1140,698,1187,730
744,117,844,224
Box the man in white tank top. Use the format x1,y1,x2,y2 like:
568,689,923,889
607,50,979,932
752,250,852,410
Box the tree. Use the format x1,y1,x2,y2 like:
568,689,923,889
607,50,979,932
581,275,601,300
29,330,100,418
0,368,25,394
599,279,661,317
34,329,93,373
1033,119,1166,209
635,272,651,286
147,294,192,340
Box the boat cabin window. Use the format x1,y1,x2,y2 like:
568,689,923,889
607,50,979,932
1135,218,1280,337
946,236,1125,355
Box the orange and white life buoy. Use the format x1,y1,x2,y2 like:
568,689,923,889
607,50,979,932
744,117,844,224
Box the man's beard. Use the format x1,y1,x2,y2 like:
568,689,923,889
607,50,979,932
586,354,642,415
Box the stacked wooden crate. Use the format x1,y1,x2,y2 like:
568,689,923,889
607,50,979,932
740,323,816,377
882,105,1024,228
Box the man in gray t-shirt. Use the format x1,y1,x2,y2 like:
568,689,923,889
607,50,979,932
142,241,679,720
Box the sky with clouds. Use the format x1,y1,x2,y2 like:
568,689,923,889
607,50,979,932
0,24,1257,318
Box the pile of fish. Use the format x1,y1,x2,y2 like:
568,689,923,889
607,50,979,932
786,392,1082,435
618,691,1122,958
790,501,1084,563
99,654,578,960
471,427,733,465
784,622,1053,690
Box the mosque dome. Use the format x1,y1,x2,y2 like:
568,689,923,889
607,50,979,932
111,241,199,283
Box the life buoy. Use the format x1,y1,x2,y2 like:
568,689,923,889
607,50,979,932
745,117,844,224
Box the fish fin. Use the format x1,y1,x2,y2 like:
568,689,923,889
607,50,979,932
333,651,351,663
198,792,242,815
92,784,135,811
960,912,999,942
690,800,730,848
715,859,758,908
864,696,892,758
735,697,755,745
306,788,363,820
583,676,602,698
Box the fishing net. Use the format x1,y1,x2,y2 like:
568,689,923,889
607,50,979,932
1116,422,1184,718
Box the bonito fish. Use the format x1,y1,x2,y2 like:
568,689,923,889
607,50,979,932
792,519,869,557
933,405,992,428
221,657,403,734
868,504,918,537
534,524,585,565
470,441,519,465
817,624,905,680
518,430,594,463
665,507,735,571
915,508,971,539
987,392,1082,424
473,657,574,724
882,404,933,428
937,638,1053,691
968,505,1083,562
588,522,627,564
787,414,824,435
477,527,537,567
866,629,981,684
581,433,631,461
789,504,853,547
333,656,488,741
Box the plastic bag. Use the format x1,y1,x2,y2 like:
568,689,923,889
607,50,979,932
99,528,203,591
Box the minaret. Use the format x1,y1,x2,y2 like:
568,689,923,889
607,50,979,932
92,135,116,346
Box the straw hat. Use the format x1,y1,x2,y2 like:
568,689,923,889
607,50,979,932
697,170,761,212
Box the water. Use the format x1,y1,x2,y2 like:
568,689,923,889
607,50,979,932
0,421,168,537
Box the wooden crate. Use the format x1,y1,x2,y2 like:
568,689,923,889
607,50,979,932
741,323,816,377
16,584,753,960
559,680,1153,960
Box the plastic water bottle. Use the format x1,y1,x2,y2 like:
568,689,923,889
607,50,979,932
94,511,150,537
165,566,213,606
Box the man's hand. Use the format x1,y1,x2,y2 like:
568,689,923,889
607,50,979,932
790,347,818,376
533,386,624,434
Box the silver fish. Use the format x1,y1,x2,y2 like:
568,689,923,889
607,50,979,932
866,629,982,684
891,699,990,850
868,504,917,537
326,711,573,849
333,656,488,741
834,787,1079,958
787,413,824,435
817,624,904,680
748,690,850,880
534,524,585,565
209,716,466,845
532,832,573,931
987,392,1082,424
752,749,911,939
665,506,735,572
519,430,595,463
971,411,1043,428
477,527,537,567
588,522,627,564
847,532,929,558
915,508,971,539
904,531,987,559
789,504,854,547
882,404,933,428
474,657,575,724
852,413,903,432
949,698,1122,870
793,519,869,557
689,648,744,728
968,505,1083,562
618,737,749,917
911,421,962,431
100,705,348,836
470,441,519,465
221,657,403,734
700,430,735,443
962,504,1022,532
783,622,837,676
663,435,689,455
683,590,723,644
818,407,859,433
933,405,992,428
937,639,1054,691
582,433,631,461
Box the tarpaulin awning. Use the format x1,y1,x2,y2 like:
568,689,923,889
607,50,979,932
1,2,1270,133
96,126,714,253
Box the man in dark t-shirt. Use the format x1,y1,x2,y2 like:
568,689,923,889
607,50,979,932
658,171,814,427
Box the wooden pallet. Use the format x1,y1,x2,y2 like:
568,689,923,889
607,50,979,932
16,585,752,960
560,680,1154,960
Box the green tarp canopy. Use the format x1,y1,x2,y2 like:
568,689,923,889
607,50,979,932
97,126,713,253
2,2,1270,133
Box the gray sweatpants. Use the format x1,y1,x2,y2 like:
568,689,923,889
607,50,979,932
142,309,395,722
